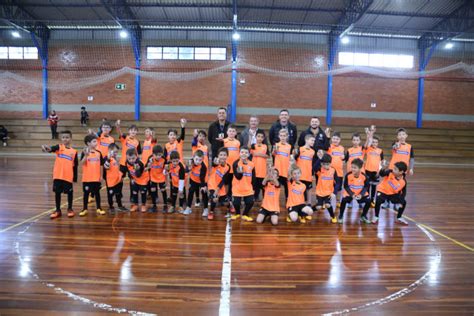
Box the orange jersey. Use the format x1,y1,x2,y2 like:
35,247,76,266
105,157,122,188
208,163,231,196
365,146,383,172
149,157,166,183
286,180,306,208
119,135,140,166
343,172,368,197
346,146,365,172
261,182,281,213
273,142,292,179
232,160,255,197
250,143,268,179
296,146,315,182
328,144,345,177
52,144,77,183
127,160,149,186
389,143,412,169
316,167,336,197
223,138,240,173
165,139,184,163
190,162,207,184
141,138,157,164
192,142,209,167
82,150,102,183
169,161,187,188
97,134,115,158
378,171,406,195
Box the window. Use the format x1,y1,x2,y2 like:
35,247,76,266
0,46,38,60
147,46,227,61
339,52,414,69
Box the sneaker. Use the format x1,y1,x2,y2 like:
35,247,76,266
230,214,241,221
50,211,61,219
109,207,115,215
79,209,88,217
178,207,185,214
286,216,293,223
195,201,201,207
118,206,129,212
360,216,371,224
207,212,214,220
130,204,138,212
96,208,106,215
229,205,236,214
183,207,193,215
372,216,379,224
331,217,337,224
167,206,175,214
397,217,409,225
140,205,148,213
149,206,158,213
299,216,306,224
337,217,343,224
242,215,253,222
67,209,75,218
305,215,312,221
88,196,95,203
162,205,169,214
202,208,209,217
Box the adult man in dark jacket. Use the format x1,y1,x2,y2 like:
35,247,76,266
268,109,297,149
298,117,330,151
208,107,231,159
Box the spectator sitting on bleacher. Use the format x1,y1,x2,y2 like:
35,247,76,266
0,125,9,147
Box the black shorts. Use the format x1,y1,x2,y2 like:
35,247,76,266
316,195,331,206
107,183,122,195
334,176,343,193
365,171,379,183
259,208,279,217
288,204,308,216
150,181,166,190
53,179,73,194
83,182,101,192
209,190,229,204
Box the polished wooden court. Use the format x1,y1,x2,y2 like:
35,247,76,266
0,156,473,315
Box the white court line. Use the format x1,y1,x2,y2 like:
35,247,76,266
219,217,233,316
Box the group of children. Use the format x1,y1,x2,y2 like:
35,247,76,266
43,118,414,226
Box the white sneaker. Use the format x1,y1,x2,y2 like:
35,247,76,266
183,207,192,215
195,202,201,207
202,208,209,217
397,217,409,225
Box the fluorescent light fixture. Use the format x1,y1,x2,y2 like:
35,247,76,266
340,36,349,44
119,30,128,38
232,32,240,40
444,42,454,49
11,31,21,38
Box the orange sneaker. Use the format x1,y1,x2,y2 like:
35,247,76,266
207,212,214,220
130,204,138,212
67,209,75,218
141,205,147,213
50,211,61,219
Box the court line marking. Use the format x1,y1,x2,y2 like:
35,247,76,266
219,217,232,316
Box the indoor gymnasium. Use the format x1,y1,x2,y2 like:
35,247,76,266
0,0,473,315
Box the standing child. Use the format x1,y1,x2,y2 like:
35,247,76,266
223,125,241,201
80,106,89,126
250,131,269,201
141,127,157,164
115,120,141,176
338,158,371,224
273,129,293,199
345,132,365,173
390,128,414,176
125,148,149,213
207,148,232,220
93,121,115,158
364,126,383,206
79,134,104,217
41,130,78,219
327,131,345,207
314,153,337,223
148,145,168,213
230,147,256,222
164,118,187,163
295,134,316,205
256,167,281,226
363,161,409,225
192,129,209,206
183,150,208,216
286,166,314,224
168,151,187,213
103,143,127,214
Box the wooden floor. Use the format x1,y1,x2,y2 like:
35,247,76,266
0,156,473,315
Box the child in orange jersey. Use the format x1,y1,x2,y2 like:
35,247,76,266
314,153,337,223
183,150,208,216
147,145,168,213
390,128,414,176
230,147,256,222
79,134,104,217
103,143,127,214
125,148,150,213
294,134,316,205
338,158,371,224
41,130,78,219
115,120,141,177
286,165,314,223
364,161,409,225
256,167,281,225
168,151,187,214
273,128,293,199
90,121,114,158
141,127,157,164
363,126,383,205
344,132,365,173
191,129,209,207
327,131,344,207
207,148,232,220
223,125,240,202
250,130,269,201
164,118,187,163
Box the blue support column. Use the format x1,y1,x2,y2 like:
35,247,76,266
326,35,338,126
416,42,437,128
131,29,142,121
31,31,49,119
229,0,238,123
